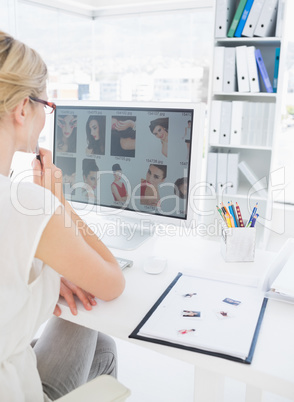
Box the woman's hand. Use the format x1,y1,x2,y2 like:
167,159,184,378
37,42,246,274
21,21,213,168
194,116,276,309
54,277,97,316
112,119,135,131
32,147,65,204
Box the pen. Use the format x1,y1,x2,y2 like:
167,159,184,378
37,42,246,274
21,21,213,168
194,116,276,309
246,203,258,227
235,202,244,227
231,202,239,227
229,214,236,227
220,202,230,216
225,213,232,228
250,213,259,228
228,202,238,228
216,205,226,223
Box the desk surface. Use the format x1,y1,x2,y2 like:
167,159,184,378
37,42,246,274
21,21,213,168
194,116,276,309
59,232,294,399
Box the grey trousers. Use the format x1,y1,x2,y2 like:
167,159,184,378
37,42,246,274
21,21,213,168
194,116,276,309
32,317,117,401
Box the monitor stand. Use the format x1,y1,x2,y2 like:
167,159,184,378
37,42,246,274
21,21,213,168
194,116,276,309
79,211,154,250
100,228,153,250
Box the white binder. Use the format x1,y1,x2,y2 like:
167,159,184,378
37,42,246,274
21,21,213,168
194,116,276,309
246,102,257,145
226,153,239,195
254,102,264,146
236,46,250,93
206,152,218,194
275,0,285,38
213,47,225,93
260,103,269,146
230,101,244,146
242,0,265,37
254,0,279,37
219,101,232,145
209,100,222,145
223,47,237,93
217,153,228,195
215,0,236,38
242,101,251,144
246,46,260,92
266,102,275,147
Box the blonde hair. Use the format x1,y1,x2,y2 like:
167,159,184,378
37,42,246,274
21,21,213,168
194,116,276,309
0,31,48,119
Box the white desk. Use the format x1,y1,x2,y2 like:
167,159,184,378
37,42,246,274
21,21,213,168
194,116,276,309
59,232,294,402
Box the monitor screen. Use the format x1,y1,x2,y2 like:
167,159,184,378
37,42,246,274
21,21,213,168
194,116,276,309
53,103,203,232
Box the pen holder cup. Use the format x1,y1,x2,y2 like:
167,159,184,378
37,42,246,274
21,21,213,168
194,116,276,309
221,225,256,262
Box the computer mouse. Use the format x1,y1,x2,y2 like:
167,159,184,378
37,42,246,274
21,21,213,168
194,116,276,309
143,257,167,275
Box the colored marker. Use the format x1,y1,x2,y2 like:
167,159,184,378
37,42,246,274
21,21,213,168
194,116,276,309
251,213,259,227
225,213,232,228
228,202,238,228
220,202,230,216
247,203,258,227
231,202,240,227
229,214,236,227
216,205,226,223
235,202,244,227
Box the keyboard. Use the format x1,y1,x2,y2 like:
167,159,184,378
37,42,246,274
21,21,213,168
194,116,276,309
115,257,133,270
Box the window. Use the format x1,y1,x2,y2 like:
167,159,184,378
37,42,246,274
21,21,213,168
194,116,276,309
92,10,212,103
16,3,93,101
16,2,213,104
9,1,213,177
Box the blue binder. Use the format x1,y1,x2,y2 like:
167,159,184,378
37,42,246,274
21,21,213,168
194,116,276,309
255,48,273,93
273,47,280,93
234,0,255,37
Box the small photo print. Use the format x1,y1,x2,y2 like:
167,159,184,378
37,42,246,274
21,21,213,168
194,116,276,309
222,297,241,306
215,310,234,320
177,328,197,337
183,292,197,298
182,310,201,318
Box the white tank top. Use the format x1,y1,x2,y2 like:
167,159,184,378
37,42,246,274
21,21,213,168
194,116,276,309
0,175,61,401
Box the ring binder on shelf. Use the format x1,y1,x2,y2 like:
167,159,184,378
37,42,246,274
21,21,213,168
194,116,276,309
242,0,266,37
254,0,279,37
255,48,273,93
236,46,250,92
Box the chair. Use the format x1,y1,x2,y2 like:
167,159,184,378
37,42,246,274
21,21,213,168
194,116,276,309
57,375,131,402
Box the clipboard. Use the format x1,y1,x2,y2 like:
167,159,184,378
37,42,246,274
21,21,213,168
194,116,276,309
129,273,268,364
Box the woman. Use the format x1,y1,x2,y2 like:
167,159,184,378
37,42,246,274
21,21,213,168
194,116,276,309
85,115,106,155
149,118,169,157
57,114,77,153
111,163,128,203
82,158,99,203
0,31,125,401
140,164,167,207
111,117,136,157
55,156,76,196
174,177,188,199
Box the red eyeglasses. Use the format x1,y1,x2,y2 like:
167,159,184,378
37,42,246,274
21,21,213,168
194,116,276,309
29,96,56,114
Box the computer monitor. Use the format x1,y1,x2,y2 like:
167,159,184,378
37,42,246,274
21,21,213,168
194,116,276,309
53,101,205,249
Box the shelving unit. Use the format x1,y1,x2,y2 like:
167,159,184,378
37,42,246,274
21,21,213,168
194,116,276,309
204,0,287,247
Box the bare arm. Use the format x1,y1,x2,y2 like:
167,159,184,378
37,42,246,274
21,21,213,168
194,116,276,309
141,184,159,206
120,137,136,150
33,149,125,301
112,119,135,131
161,140,168,157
